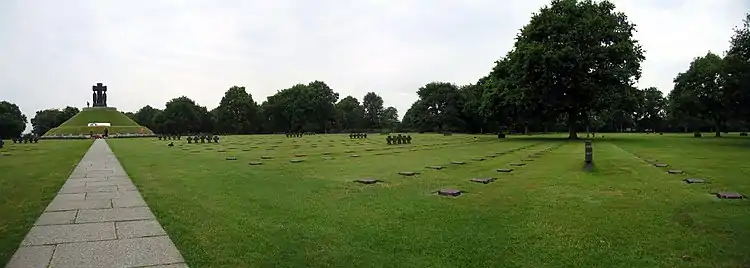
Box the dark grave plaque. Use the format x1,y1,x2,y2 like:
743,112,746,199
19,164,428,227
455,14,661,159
217,150,226,152
355,178,380,184
509,163,525,166
344,150,354,153
350,154,360,157
266,148,274,150
294,154,307,157
205,147,214,150
715,192,744,199
398,171,418,176
471,178,496,184
426,166,444,170
365,148,373,151
226,157,237,161
437,189,462,197
290,159,304,163
322,152,331,155
683,178,706,184
323,157,334,160
248,161,263,165
522,158,534,162
451,161,465,165
242,149,250,151
668,170,683,174
654,163,668,167
486,155,497,158
374,153,384,155
261,156,273,159
497,168,513,173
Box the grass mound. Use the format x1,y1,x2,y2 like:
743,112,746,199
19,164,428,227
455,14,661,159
43,107,153,136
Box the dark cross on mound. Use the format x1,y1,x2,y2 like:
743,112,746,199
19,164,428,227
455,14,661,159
92,83,108,107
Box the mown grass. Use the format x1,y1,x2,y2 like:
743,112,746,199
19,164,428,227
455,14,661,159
44,107,153,136
0,139,92,266
108,133,750,267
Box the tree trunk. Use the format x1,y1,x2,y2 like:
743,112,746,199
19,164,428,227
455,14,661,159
524,125,529,135
567,112,578,139
715,123,721,137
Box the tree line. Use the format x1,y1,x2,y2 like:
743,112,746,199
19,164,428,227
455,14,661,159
1,0,748,139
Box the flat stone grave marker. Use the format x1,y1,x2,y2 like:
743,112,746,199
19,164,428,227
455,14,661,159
684,178,706,184
290,159,304,163
714,192,744,199
261,156,273,159
345,150,354,153
451,161,465,165
266,148,274,150
248,161,263,165
217,150,226,152
398,171,418,176
509,163,525,166
374,153,385,155
522,158,535,162
242,149,250,151
322,152,331,155
294,154,307,157
365,148,374,151
323,157,334,160
497,168,513,173
350,154,360,157
645,159,657,163
437,189,462,197
654,163,668,167
426,165,444,170
668,169,683,174
354,178,380,184
486,155,497,158
471,178,496,184
205,147,213,150
226,157,237,160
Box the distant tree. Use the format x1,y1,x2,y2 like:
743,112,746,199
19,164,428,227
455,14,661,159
505,0,645,138
381,106,400,130
334,96,365,132
723,13,750,128
134,105,162,131
157,96,212,134
0,101,27,138
30,106,79,136
362,92,384,130
215,86,260,134
672,52,729,136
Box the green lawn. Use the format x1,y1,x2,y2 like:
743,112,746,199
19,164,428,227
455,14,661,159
106,133,750,267
44,107,153,136
0,139,92,265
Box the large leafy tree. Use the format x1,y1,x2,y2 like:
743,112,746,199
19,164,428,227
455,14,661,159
672,52,729,136
723,13,750,128
362,92,385,130
264,81,339,133
381,106,400,130
334,96,365,131
508,0,645,138
134,105,162,132
30,106,79,136
156,96,212,134
0,101,27,138
215,86,260,134
637,87,667,132
416,82,464,132
402,100,434,132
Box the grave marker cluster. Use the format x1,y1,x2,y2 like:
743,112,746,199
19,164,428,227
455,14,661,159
442,132,452,136
349,133,367,139
386,134,412,145
0,139,4,149
741,132,748,137
286,132,303,138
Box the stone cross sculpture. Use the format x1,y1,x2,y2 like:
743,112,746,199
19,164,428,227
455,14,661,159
92,83,108,107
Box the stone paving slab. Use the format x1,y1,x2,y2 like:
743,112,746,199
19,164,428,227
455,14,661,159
21,222,116,246
76,207,155,223
35,211,77,225
49,236,184,268
7,139,187,268
4,245,55,268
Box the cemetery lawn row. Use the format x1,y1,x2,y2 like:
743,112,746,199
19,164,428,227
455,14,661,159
109,133,750,268
0,140,92,265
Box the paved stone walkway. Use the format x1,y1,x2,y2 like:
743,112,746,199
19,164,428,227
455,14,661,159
6,139,187,268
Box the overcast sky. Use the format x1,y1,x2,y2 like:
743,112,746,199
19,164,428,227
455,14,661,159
1,0,748,131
